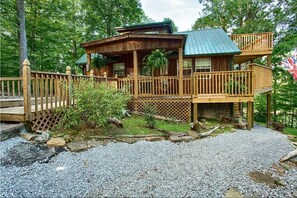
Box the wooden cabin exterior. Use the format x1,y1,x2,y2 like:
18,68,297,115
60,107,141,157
77,21,273,129
0,21,272,131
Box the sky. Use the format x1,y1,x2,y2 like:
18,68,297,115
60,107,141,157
140,0,203,32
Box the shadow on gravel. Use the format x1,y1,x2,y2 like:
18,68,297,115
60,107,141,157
0,142,66,167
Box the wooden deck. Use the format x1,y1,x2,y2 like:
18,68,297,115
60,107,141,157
0,102,67,122
0,61,272,123
230,32,273,64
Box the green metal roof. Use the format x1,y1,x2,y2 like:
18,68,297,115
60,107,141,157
75,54,101,65
176,28,241,56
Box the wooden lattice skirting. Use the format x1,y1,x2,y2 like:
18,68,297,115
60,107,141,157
30,110,64,132
128,98,192,122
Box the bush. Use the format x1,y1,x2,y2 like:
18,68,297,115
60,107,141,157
60,80,130,129
144,104,157,129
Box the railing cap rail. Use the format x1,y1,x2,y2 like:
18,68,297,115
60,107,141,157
247,63,272,70
193,70,253,75
31,70,69,76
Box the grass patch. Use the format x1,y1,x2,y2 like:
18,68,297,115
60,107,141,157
283,127,297,136
52,115,235,142
52,115,190,141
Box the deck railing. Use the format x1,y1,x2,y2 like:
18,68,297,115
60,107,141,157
0,77,23,98
248,63,272,93
230,32,273,53
138,76,180,97
192,71,254,98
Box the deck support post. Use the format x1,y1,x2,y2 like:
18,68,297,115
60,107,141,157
266,93,271,127
193,103,198,124
87,53,91,73
178,47,183,96
23,59,31,121
66,66,71,106
133,50,138,99
247,101,253,130
267,55,271,68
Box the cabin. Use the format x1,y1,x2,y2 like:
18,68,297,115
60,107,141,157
0,21,272,131
77,21,273,129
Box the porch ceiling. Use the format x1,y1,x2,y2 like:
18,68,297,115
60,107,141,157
81,33,186,55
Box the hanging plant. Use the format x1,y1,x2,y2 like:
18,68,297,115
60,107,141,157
143,49,168,75
92,54,109,69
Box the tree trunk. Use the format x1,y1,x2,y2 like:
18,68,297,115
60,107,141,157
16,0,28,76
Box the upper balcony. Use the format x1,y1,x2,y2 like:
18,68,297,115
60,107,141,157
230,32,273,64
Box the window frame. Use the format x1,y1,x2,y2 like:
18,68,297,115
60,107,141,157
113,63,125,77
177,59,193,76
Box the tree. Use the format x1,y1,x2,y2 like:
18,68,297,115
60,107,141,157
82,0,144,38
0,0,19,76
16,0,28,75
163,18,178,32
193,0,276,34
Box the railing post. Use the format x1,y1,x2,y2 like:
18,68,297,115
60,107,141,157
66,66,71,106
178,47,183,96
23,59,31,121
90,69,94,82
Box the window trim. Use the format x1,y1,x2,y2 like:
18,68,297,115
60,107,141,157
113,63,125,77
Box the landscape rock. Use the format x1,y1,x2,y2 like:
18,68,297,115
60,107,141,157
34,132,50,144
225,187,244,198
145,136,164,142
67,141,88,152
236,122,247,130
187,130,199,139
20,133,38,141
63,135,74,143
87,140,104,148
35,130,50,134
46,138,66,147
169,135,194,143
119,138,138,144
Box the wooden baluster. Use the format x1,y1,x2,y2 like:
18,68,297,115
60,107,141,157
45,75,49,111
66,66,71,107
55,76,58,108
7,81,10,96
18,80,21,96
50,75,53,109
1,81,4,96
34,73,38,113
40,74,44,112
12,81,15,96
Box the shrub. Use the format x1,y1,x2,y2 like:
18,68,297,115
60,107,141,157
144,104,157,129
60,80,130,129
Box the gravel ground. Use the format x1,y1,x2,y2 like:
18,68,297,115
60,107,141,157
0,125,296,197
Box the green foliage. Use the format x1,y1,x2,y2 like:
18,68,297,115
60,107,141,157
163,18,178,32
1,0,144,77
224,79,247,94
82,0,144,38
143,104,157,129
60,80,130,129
143,49,168,75
92,54,108,69
254,94,267,123
193,0,276,33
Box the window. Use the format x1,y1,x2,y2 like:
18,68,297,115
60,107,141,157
177,59,192,76
195,58,211,72
113,63,125,76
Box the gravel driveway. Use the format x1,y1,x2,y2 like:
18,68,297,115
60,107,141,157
0,125,296,197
